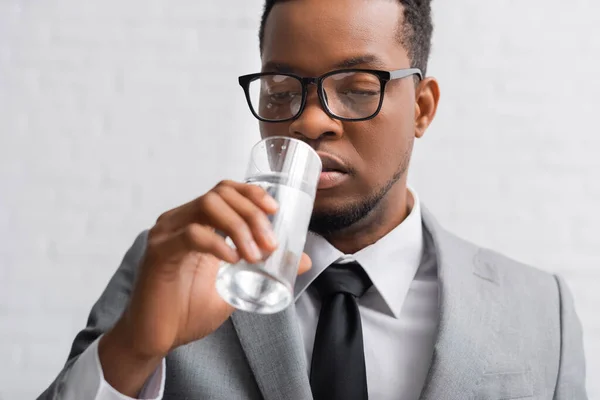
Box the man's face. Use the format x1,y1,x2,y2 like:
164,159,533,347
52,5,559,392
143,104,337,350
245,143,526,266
260,0,430,235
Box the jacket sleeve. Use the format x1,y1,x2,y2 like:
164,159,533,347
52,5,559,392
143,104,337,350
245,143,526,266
37,231,149,400
553,275,588,399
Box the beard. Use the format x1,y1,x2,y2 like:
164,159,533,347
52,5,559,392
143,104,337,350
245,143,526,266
309,153,410,237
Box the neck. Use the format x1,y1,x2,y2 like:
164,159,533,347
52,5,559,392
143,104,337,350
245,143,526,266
323,179,412,254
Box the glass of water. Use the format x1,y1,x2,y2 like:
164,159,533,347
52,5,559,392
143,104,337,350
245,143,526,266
215,136,322,314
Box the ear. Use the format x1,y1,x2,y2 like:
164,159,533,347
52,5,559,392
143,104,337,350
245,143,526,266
414,77,440,138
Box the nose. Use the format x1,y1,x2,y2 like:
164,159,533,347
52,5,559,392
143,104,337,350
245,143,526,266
288,87,344,141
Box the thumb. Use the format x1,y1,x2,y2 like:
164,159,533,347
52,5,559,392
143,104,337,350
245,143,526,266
297,253,312,275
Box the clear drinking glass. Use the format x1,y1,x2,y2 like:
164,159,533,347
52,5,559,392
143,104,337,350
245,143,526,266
215,136,322,314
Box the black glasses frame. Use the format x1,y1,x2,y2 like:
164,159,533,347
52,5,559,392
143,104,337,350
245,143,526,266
238,68,423,123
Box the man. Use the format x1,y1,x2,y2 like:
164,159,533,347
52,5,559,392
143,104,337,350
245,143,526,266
39,0,587,399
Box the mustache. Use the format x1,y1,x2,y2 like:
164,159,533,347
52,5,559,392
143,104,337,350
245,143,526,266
287,137,357,175
316,151,356,175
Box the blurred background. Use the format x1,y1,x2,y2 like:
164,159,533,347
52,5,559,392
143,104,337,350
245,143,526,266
0,0,598,398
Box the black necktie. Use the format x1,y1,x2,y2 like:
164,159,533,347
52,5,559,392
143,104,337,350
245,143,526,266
309,261,372,400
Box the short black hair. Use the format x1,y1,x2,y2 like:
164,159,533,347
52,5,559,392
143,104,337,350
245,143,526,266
258,0,433,75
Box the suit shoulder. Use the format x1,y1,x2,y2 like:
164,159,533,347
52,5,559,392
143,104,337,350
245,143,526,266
472,242,559,295
436,225,559,295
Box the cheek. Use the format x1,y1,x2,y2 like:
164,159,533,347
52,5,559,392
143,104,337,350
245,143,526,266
377,94,416,139
349,104,415,179
377,96,416,154
379,82,417,135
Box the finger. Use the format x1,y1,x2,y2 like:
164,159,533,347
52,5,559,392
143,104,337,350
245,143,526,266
198,191,263,263
214,185,278,252
151,181,278,237
226,181,279,215
297,253,312,275
155,223,240,265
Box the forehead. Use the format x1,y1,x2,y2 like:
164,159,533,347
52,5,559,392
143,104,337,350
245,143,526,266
261,0,409,75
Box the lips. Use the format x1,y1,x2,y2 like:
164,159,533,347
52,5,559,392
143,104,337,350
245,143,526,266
318,153,349,174
317,152,349,190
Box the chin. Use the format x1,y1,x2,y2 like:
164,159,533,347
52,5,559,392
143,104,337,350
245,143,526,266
311,199,338,217
313,189,349,210
312,192,364,224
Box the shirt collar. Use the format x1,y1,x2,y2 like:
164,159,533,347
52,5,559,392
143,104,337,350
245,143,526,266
295,187,424,318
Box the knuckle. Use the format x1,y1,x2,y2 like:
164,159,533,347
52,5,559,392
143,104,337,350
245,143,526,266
247,208,266,225
224,216,245,235
182,224,200,244
148,224,162,240
246,184,267,198
228,220,250,241
213,183,234,197
149,217,170,239
199,191,220,208
154,209,172,226
215,179,234,190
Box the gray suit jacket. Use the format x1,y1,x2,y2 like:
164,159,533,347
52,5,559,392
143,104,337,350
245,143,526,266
39,207,587,400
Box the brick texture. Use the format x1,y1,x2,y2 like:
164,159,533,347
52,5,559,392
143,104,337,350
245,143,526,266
0,0,598,398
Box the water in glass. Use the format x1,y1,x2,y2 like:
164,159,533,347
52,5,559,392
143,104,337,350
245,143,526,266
215,172,315,314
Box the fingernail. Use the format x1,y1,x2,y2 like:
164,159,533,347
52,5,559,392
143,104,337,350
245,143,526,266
263,195,278,210
263,227,278,247
248,241,262,261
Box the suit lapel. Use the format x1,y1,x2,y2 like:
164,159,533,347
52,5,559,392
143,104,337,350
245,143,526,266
231,304,313,400
419,206,502,400
229,206,517,400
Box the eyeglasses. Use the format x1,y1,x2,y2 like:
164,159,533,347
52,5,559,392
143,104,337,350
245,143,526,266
238,68,422,123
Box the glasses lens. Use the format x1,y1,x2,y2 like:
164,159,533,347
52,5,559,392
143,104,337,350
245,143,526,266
322,71,382,119
248,75,303,121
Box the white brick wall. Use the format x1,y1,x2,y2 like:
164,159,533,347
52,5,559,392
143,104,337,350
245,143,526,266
0,0,598,398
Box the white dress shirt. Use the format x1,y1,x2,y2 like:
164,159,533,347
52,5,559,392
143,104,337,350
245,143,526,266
62,188,439,400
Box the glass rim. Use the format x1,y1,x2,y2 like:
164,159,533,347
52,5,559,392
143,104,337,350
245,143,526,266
250,135,323,170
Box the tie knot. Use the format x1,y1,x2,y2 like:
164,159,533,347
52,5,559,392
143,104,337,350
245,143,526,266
312,262,372,299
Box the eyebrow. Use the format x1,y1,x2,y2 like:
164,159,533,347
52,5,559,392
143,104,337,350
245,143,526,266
262,62,296,73
262,54,388,74
333,54,387,69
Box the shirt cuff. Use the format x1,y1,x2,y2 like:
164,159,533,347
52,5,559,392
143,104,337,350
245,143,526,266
61,335,166,400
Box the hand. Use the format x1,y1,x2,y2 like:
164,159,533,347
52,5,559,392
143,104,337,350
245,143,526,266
98,180,312,396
